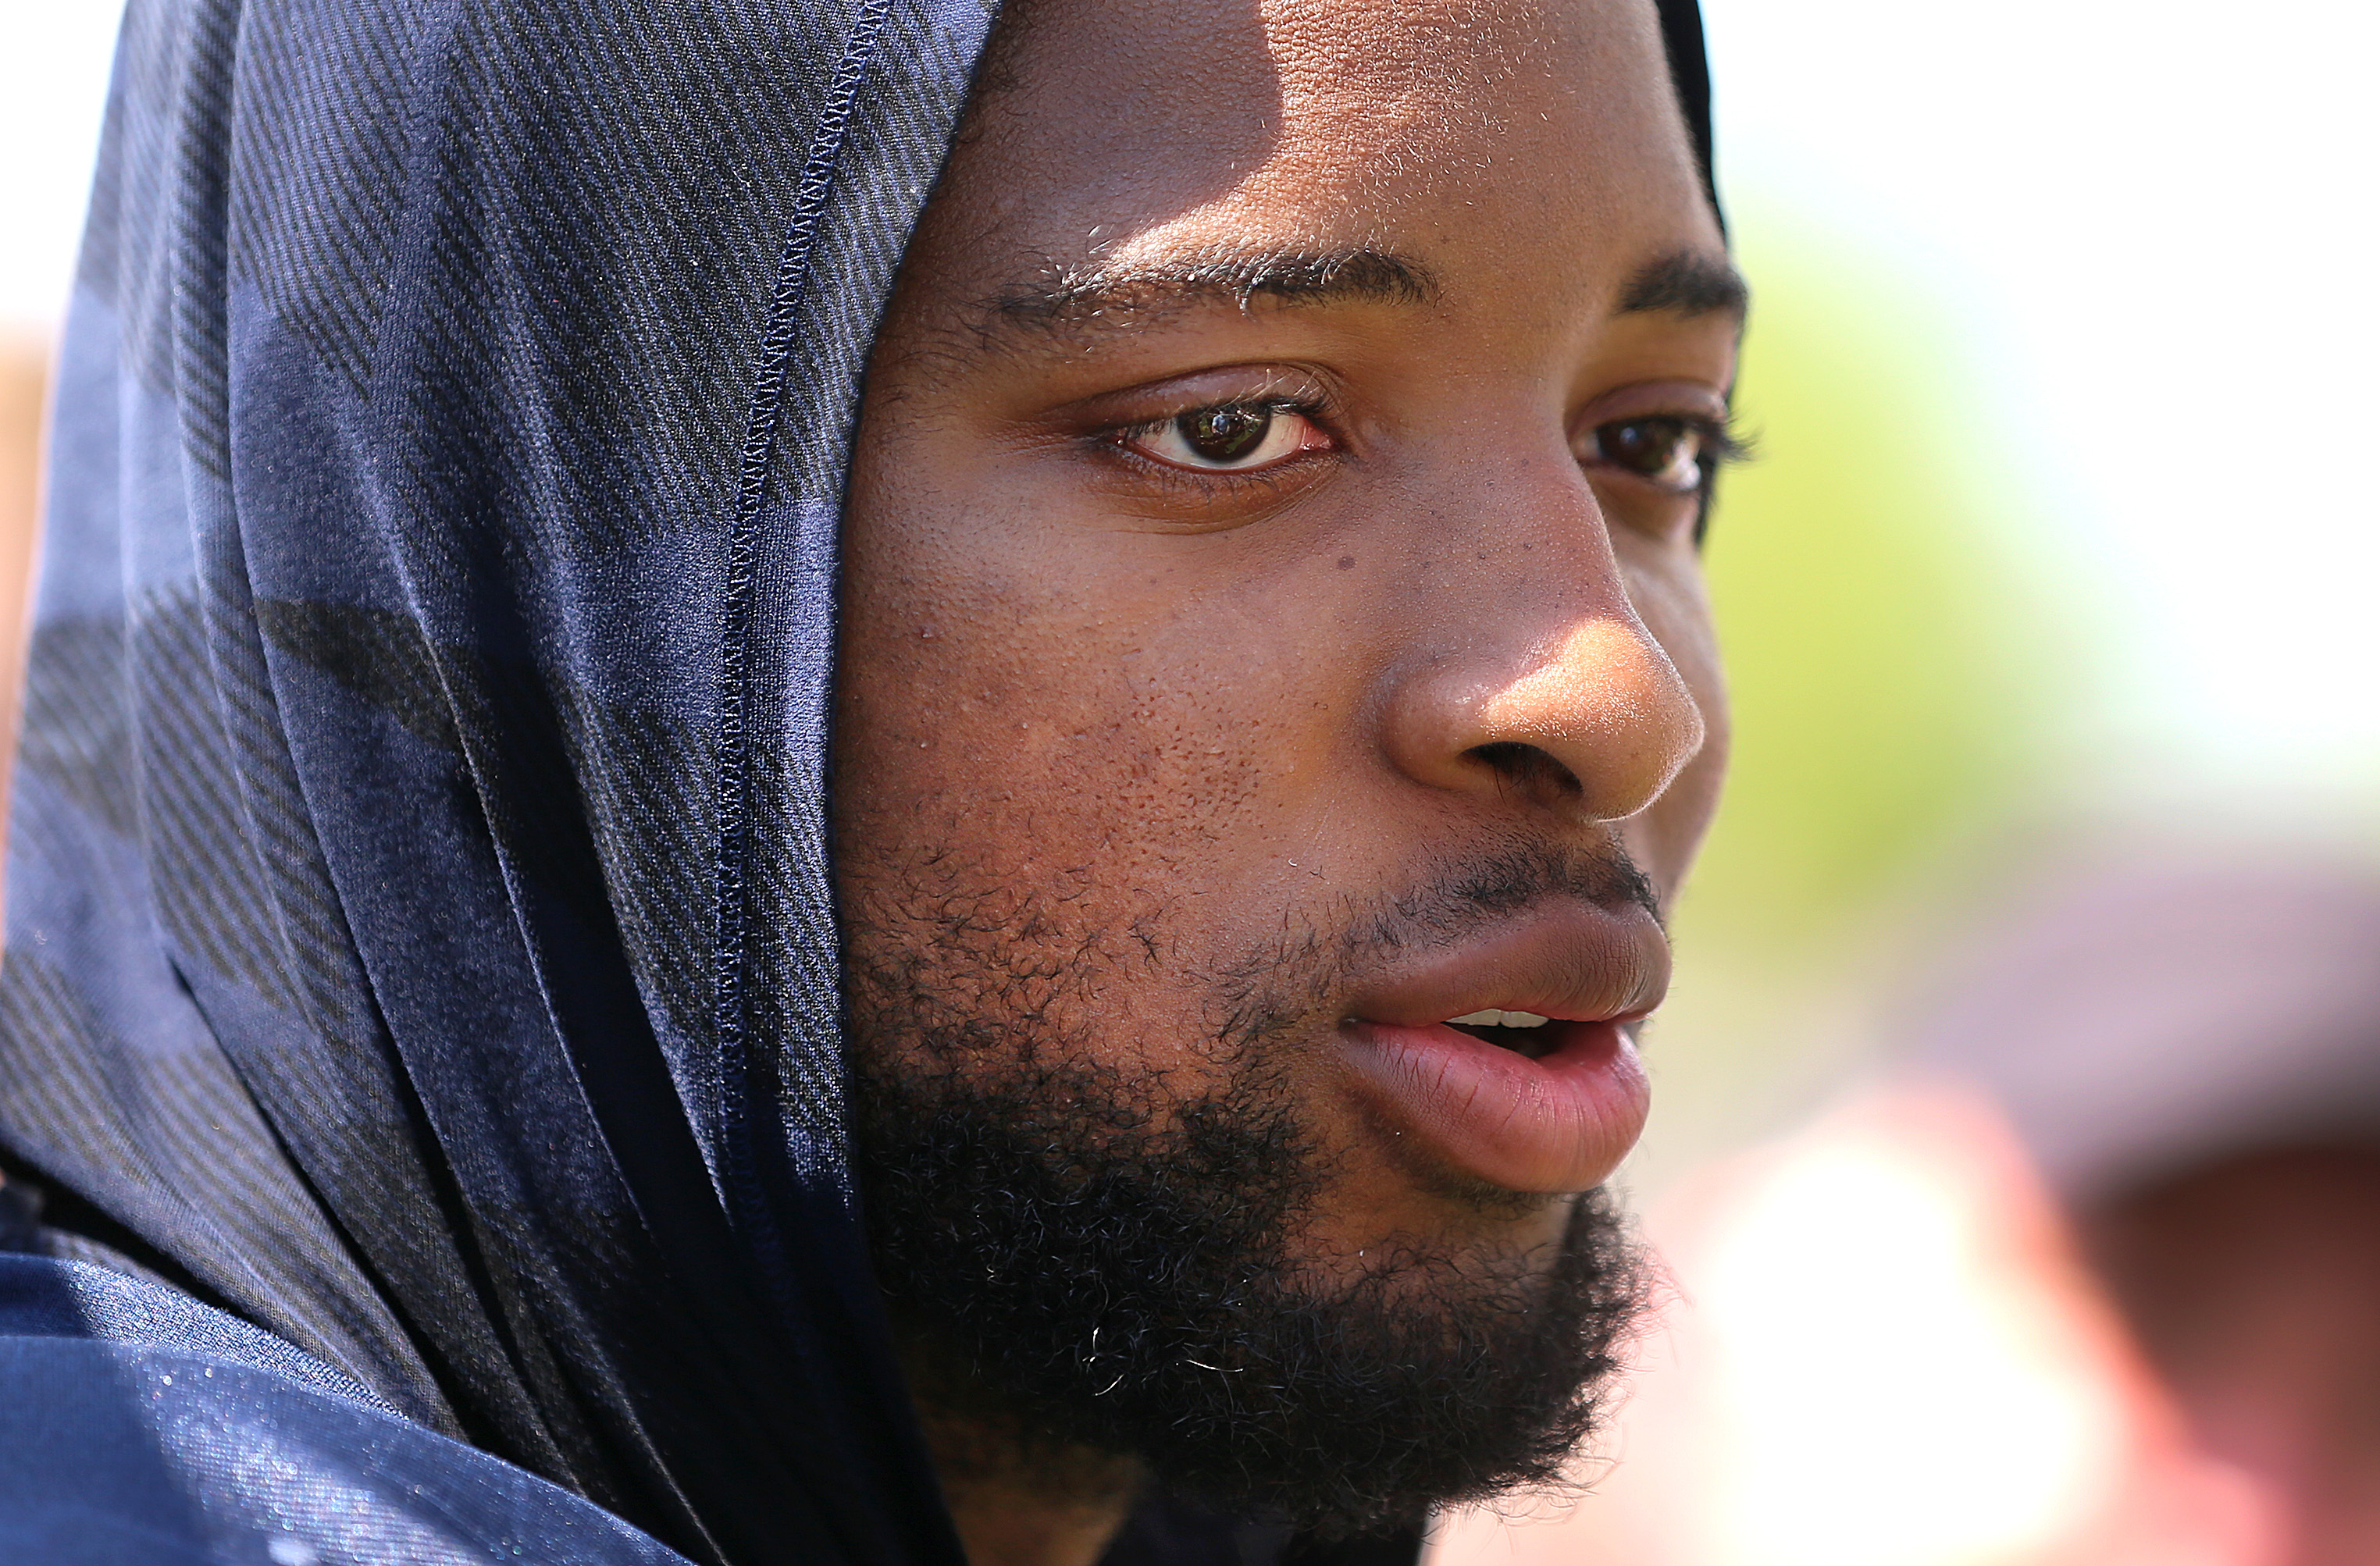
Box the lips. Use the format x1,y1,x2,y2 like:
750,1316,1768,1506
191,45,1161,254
1336,904,1666,1194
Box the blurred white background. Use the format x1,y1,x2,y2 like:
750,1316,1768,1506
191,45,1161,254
1,4,119,339
1705,0,2380,804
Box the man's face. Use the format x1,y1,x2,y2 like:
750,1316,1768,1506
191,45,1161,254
833,0,1737,1526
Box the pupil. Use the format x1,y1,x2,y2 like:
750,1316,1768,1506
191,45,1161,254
1181,406,1271,463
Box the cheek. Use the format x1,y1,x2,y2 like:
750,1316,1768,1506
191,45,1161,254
840,457,1354,843
830,521,1355,1055
843,596,1302,856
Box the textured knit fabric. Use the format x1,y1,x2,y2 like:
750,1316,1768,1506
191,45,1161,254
0,2,1717,1563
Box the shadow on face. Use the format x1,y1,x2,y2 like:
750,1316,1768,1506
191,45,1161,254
956,0,1284,225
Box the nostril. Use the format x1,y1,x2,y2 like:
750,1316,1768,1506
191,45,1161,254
1466,741,1584,806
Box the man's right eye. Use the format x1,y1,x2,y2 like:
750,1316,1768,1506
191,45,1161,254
1124,403,1328,473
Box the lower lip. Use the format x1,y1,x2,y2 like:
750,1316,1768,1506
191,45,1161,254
1338,1018,1651,1194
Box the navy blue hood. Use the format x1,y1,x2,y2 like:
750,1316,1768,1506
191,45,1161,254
2,0,996,1559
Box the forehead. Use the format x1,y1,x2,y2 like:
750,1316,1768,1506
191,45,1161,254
934,0,1716,311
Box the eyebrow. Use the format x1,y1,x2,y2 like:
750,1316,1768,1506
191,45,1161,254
970,245,1439,339
954,240,1744,348
1617,249,1750,319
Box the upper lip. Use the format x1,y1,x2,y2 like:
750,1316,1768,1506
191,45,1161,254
1339,899,1671,1032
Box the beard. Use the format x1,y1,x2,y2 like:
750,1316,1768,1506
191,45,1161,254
842,846,1651,1538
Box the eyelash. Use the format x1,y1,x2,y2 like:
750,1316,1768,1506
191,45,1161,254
1691,414,1751,469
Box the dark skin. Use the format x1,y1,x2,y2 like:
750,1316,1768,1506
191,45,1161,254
832,0,1740,1559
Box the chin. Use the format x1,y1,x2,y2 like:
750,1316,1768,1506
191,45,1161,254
846,1004,1649,1533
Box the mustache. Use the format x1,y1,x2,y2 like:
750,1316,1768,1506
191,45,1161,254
1368,842,1662,941
1217,842,1662,1029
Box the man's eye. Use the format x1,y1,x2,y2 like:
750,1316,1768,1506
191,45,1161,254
1587,416,1715,494
1128,404,1319,472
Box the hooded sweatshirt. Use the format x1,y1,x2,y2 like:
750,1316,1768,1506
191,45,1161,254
0,2,1716,1562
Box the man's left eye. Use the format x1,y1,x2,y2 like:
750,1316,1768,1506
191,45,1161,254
1585,416,1717,494
1128,404,1320,472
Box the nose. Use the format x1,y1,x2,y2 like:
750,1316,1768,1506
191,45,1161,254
1379,519,1708,826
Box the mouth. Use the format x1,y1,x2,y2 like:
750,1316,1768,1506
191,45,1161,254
1441,1008,1563,1060
1334,906,1667,1194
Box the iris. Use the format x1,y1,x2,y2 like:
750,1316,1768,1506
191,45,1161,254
1179,405,1274,464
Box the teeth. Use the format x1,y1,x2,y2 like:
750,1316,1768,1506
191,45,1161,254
1446,1009,1552,1028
